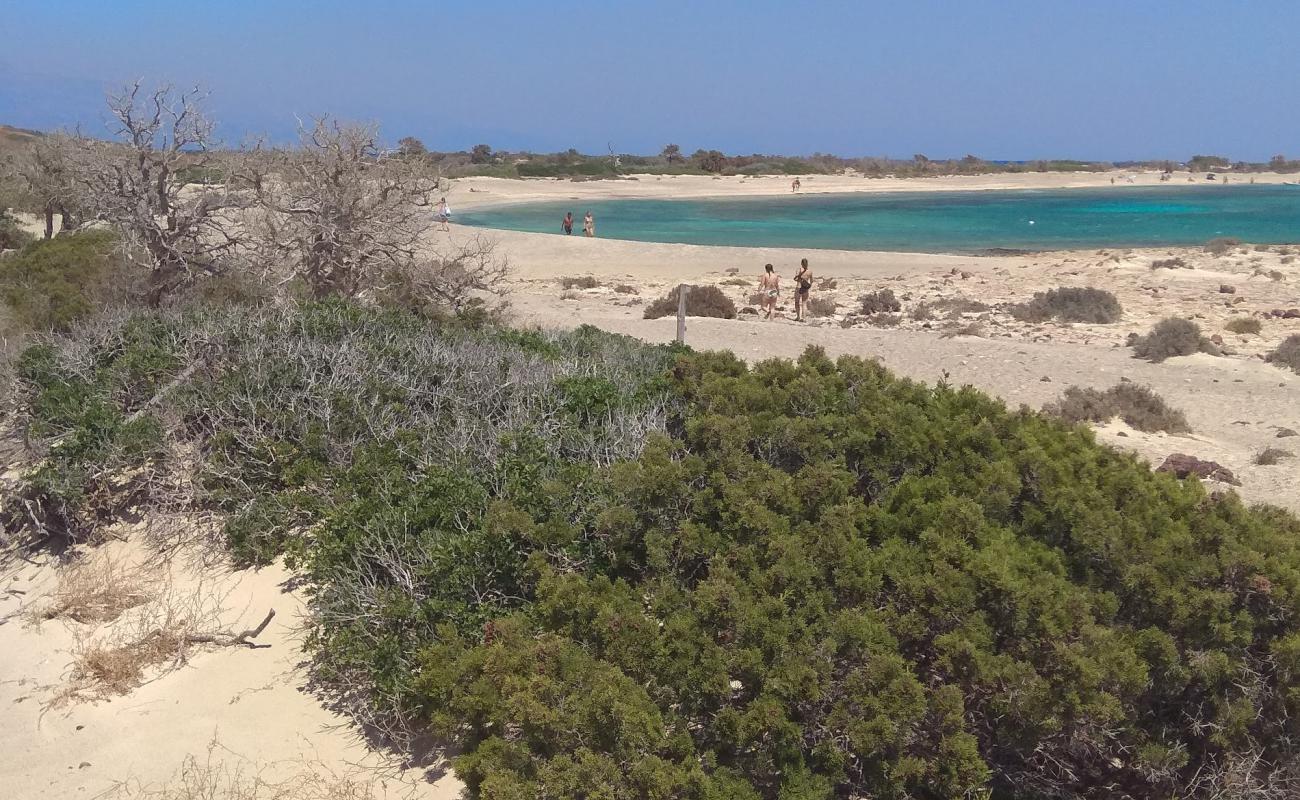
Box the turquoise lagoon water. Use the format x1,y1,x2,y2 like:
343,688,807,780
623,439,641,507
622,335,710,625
456,185,1300,253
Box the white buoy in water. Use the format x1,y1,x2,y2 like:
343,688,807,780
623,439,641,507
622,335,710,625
1028,220,1036,225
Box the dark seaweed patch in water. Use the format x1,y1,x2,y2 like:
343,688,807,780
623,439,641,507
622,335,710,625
978,248,1035,256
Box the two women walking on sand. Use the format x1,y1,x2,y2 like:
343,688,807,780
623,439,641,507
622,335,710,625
561,211,596,237
758,258,814,321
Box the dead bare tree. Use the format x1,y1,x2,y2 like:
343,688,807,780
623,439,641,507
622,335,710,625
63,82,247,306
9,132,81,239
246,118,508,309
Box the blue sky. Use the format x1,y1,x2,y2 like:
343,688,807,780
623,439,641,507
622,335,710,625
1,0,1297,160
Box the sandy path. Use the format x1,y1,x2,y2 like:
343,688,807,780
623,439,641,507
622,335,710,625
0,538,463,799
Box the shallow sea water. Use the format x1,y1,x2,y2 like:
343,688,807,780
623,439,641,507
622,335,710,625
457,185,1300,253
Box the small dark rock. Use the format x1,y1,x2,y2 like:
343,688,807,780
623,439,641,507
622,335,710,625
740,307,759,315
1040,376,1052,382
1219,284,1236,293
1278,428,1299,438
1156,453,1241,486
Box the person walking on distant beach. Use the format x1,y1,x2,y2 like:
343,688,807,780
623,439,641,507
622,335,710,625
759,263,781,319
435,197,451,231
792,177,801,193
562,211,574,235
793,258,813,321
583,211,595,237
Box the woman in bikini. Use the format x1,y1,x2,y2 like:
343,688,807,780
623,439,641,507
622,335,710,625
793,258,812,321
759,263,780,319
583,211,595,237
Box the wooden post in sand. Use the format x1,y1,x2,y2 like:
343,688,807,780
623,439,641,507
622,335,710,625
676,284,690,344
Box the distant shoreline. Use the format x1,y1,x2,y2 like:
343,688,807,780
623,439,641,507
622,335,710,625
448,170,1298,213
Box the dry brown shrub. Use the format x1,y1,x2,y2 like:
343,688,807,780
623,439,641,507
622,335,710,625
1044,383,1191,433
1205,237,1242,256
940,322,984,338
40,551,155,624
858,289,901,314
1131,318,1218,362
1225,317,1263,335
560,275,600,289
1255,448,1295,466
1265,334,1300,373
807,297,837,317
613,284,638,294
720,277,750,286
644,285,736,319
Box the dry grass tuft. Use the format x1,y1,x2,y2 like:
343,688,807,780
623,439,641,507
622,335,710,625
720,277,750,286
39,552,155,624
49,580,230,706
105,744,383,800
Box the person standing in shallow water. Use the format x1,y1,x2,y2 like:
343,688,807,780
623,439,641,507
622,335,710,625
759,263,781,319
583,211,595,237
793,258,813,321
562,211,574,235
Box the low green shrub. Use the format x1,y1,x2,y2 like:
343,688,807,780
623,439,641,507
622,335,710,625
1044,382,1191,432
0,230,129,331
644,285,736,319
1266,334,1300,373
1131,317,1218,362
1010,286,1122,323
12,308,1300,799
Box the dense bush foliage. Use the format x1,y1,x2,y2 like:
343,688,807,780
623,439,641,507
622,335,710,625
1010,287,1123,324
0,230,129,331
3,303,680,560
1131,317,1218,362
11,313,1300,799
644,285,737,320
1044,382,1191,432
